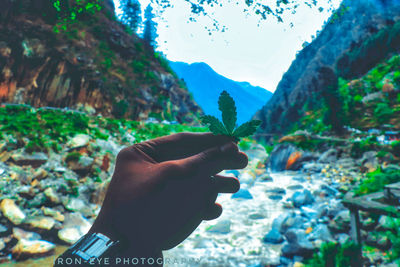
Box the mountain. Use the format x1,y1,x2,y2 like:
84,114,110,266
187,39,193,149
0,0,200,122
254,0,400,135
169,61,272,124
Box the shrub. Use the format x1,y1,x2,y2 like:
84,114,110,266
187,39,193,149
355,168,400,196
305,241,360,267
374,102,394,124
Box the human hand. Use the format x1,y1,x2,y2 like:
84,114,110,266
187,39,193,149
89,132,248,257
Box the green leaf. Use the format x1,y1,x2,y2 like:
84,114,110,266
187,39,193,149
233,120,262,138
200,115,228,135
218,90,237,134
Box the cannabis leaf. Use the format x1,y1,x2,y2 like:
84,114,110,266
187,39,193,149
200,90,261,140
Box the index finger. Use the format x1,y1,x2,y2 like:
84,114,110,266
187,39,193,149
135,132,234,162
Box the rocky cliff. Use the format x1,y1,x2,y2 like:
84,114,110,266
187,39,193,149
255,0,400,135
0,0,200,122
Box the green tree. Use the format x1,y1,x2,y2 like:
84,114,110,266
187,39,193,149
120,0,142,32
143,4,158,47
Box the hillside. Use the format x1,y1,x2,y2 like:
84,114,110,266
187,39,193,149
255,0,400,135
0,0,200,123
169,61,272,124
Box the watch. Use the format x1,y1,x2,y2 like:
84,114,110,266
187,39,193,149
54,232,121,266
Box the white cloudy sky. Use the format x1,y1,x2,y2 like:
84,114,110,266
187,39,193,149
113,0,342,92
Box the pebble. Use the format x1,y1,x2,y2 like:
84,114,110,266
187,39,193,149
262,229,284,244
206,220,231,234
67,134,90,149
231,189,253,200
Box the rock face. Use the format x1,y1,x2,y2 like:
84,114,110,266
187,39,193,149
0,0,200,122
255,0,400,134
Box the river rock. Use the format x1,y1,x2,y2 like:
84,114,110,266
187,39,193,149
13,227,41,241
25,216,56,232
258,174,273,182
42,207,65,222
0,199,26,225
269,195,283,201
266,187,286,195
272,212,306,234
32,168,48,180
320,184,338,197
58,213,91,244
308,224,334,242
206,220,231,234
262,228,284,244
44,187,61,204
360,151,378,172
329,210,350,233
11,239,55,260
291,190,315,208
67,134,90,149
281,229,314,258
318,148,338,163
267,144,297,172
232,189,253,200
67,155,94,174
11,152,48,167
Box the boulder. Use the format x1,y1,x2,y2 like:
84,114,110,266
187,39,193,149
11,239,55,260
291,190,315,208
281,229,314,258
272,212,306,234
67,134,90,149
318,148,338,164
267,144,297,172
0,199,26,225
11,152,48,167
58,213,91,244
262,228,284,244
308,224,334,242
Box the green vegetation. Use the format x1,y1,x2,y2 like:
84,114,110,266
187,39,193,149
305,241,360,267
0,104,206,154
201,91,261,140
65,152,82,162
355,168,400,196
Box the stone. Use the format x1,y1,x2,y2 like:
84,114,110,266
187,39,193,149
11,152,48,167
231,189,253,200
267,144,297,172
58,213,91,244
258,174,273,182
0,199,26,225
42,207,65,222
308,224,334,242
67,155,94,174
64,198,92,216
32,168,48,180
11,239,55,260
0,239,5,251
329,210,350,233
67,134,90,149
249,213,266,220
206,220,231,234
281,229,314,258
287,184,304,190
272,212,306,234
238,171,255,185
266,187,286,194
262,228,284,244
318,148,338,164
25,216,56,232
13,227,41,241
300,207,318,219
336,233,350,244
360,151,378,172
291,190,315,208
268,195,283,201
44,187,61,204
320,184,338,196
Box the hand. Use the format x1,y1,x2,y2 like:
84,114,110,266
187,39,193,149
89,132,248,258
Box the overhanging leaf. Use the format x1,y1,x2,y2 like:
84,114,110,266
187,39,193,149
218,90,237,134
233,120,262,138
200,115,228,135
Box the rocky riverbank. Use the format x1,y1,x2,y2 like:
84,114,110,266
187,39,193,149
0,105,399,266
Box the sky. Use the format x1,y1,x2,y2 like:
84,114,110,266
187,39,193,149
113,0,342,92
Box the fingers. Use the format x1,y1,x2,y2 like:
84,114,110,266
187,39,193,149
168,142,248,178
212,175,240,193
135,132,235,162
203,203,223,220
